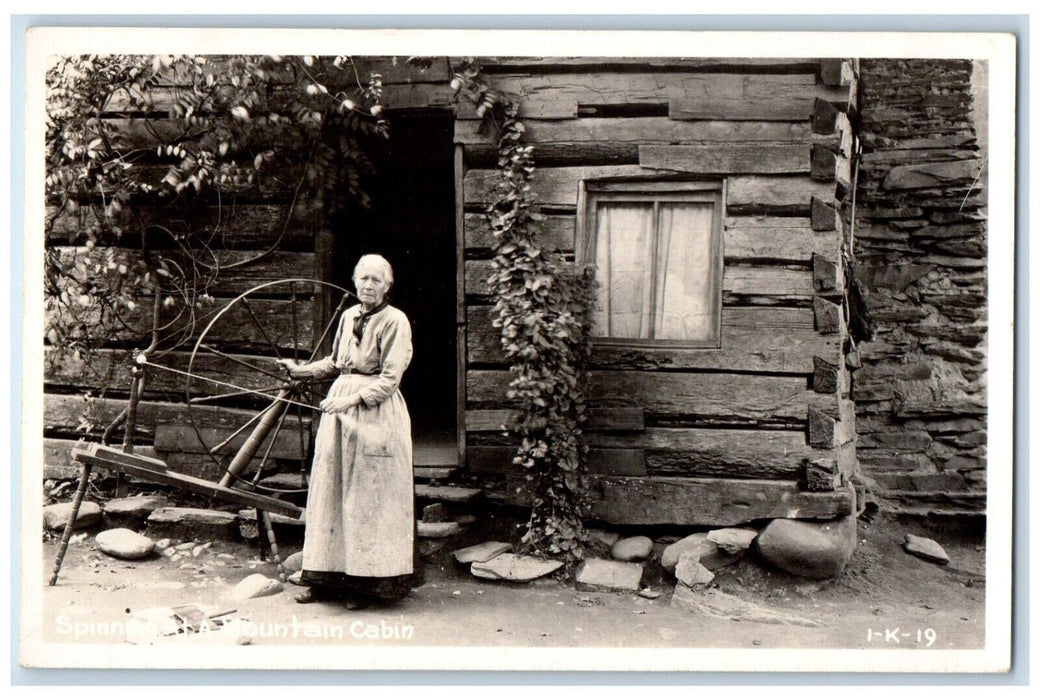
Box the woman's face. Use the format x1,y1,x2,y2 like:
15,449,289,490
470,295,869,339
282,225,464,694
354,262,391,307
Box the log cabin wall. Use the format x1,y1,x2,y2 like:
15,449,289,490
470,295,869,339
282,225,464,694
43,57,455,483
852,59,987,516
458,58,860,526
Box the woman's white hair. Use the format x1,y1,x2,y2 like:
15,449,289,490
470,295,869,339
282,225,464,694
353,254,394,285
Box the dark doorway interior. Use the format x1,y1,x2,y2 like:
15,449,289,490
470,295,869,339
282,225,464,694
328,113,457,465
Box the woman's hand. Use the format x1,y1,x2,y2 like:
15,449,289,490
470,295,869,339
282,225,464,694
275,358,301,378
320,394,362,414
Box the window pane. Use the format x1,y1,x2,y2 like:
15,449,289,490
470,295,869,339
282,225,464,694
593,203,654,338
655,202,717,341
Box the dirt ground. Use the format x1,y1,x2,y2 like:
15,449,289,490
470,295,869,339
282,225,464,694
35,509,986,653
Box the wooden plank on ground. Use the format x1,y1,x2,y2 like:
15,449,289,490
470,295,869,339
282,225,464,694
467,306,833,373
467,370,835,427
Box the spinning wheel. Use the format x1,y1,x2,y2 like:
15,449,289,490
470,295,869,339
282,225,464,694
50,277,357,586
184,278,355,494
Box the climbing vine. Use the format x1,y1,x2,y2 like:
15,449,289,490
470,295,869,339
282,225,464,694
451,60,594,568
45,54,388,433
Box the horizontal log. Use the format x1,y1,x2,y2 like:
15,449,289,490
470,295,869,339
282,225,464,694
456,72,847,108
464,212,575,252
639,144,810,175
52,247,318,297
47,297,316,352
47,202,315,248
723,217,832,262
467,306,833,373
465,407,645,432
585,477,854,526
668,98,815,121
44,394,309,441
465,260,812,303
471,57,822,73
467,446,646,476
154,422,308,460
467,370,835,427
726,176,836,214
455,117,814,146
45,348,305,400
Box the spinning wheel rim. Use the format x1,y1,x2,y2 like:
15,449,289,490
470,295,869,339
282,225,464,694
186,277,354,494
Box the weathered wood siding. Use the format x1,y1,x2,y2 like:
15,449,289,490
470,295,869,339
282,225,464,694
457,57,858,524
43,57,452,482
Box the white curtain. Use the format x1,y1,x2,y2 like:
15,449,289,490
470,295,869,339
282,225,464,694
592,199,716,342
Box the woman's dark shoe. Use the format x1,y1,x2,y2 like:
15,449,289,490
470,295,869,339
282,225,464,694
294,587,322,604
341,596,372,611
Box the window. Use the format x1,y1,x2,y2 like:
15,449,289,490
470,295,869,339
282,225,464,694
580,182,723,348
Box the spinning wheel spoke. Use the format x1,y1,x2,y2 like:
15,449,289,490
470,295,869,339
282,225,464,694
188,386,285,405
308,295,349,363
240,296,284,361
197,343,286,382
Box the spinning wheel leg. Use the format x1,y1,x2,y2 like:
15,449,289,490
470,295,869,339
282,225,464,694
258,509,287,582
48,462,93,586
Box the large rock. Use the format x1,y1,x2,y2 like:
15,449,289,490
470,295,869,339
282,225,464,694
611,536,653,562
282,550,304,572
660,533,741,573
101,495,168,528
756,515,857,579
671,585,822,627
146,507,238,540
904,534,950,565
470,554,562,582
453,541,511,565
706,528,757,554
229,574,283,601
95,528,155,560
44,501,101,531
575,558,644,591
674,552,715,588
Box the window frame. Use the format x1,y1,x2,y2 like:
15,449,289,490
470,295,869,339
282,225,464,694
577,180,725,350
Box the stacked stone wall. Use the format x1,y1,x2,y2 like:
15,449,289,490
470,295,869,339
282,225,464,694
852,59,987,515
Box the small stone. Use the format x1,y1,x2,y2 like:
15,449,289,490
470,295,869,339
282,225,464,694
175,541,198,551
282,551,304,572
453,541,511,565
660,533,741,573
575,558,644,591
611,536,653,562
638,588,662,600
756,515,857,580
454,514,477,526
471,554,563,582
43,501,101,531
674,552,715,588
154,538,172,550
162,547,177,557
904,534,950,565
422,503,450,523
95,528,155,560
191,545,206,557
229,573,283,601
706,528,758,554
587,529,620,549
418,521,462,538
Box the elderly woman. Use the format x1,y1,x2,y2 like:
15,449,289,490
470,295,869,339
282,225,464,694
277,254,420,608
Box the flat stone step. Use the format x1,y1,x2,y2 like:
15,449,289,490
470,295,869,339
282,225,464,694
413,467,457,482
414,484,482,502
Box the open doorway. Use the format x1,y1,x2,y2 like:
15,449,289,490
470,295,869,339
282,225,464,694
327,112,458,466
